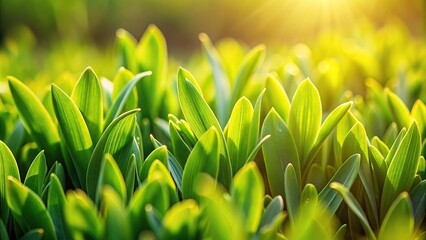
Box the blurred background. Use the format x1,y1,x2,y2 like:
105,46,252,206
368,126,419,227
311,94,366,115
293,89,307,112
0,0,425,97
1,0,424,49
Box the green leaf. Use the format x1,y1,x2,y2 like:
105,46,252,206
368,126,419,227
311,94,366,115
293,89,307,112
261,109,299,197
19,229,44,240
0,141,20,222
128,179,169,237
115,29,137,72
258,195,284,232
47,174,68,240
305,101,352,168
368,145,387,191
284,163,300,229
51,84,93,188
102,186,131,240
231,162,264,233
24,151,47,196
162,199,200,239
178,67,231,187
230,44,265,107
136,25,168,119
386,89,412,129
411,100,426,136
71,67,103,143
124,154,136,201
319,154,360,215
333,224,347,240
226,97,254,174
263,74,291,122
378,192,413,240
169,121,191,168
105,71,152,128
98,154,127,203
381,122,421,220
342,122,379,227
384,127,407,166
140,146,168,182
409,180,426,230
330,182,376,240
148,160,178,205
8,77,60,165
86,109,139,199
6,177,56,240
65,190,103,239
288,79,322,164
182,127,220,199
199,33,230,126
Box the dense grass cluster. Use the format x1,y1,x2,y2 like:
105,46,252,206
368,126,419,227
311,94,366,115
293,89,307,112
0,25,425,239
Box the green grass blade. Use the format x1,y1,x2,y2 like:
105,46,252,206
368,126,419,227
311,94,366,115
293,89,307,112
6,177,56,240
51,84,93,188
65,190,103,239
284,163,300,229
231,162,264,233
169,121,191,168
140,146,168,182
261,109,299,197
86,109,139,199
0,220,8,240
378,192,414,240
162,199,200,239
263,74,291,122
8,77,60,165
101,186,131,240
226,97,254,174
258,195,284,232
330,182,377,240
105,71,152,128
178,67,231,187
386,89,412,129
115,29,137,72
182,127,220,199
19,229,44,240
136,25,168,119
319,154,360,215
199,33,230,126
384,127,407,166
288,79,322,164
71,67,103,143
381,121,421,220
24,150,47,196
411,100,426,136
47,174,68,240
98,154,127,203
0,141,20,223
230,45,265,107
410,180,426,230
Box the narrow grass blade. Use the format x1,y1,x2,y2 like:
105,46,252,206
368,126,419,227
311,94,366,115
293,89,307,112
386,89,412,129
47,174,68,240
230,45,265,107
86,109,139,199
409,180,426,230
378,192,413,240
140,146,168,182
261,109,299,197
258,195,284,232
65,190,103,239
319,154,360,215
288,79,322,164
0,141,20,223
284,163,300,229
381,122,421,220
98,154,127,203
71,67,103,142
162,199,200,239
330,182,376,240
263,74,291,122
182,128,220,199
115,29,137,72
51,84,93,187
102,186,131,240
136,25,168,119
8,77,60,164
24,150,47,196
105,71,152,127
226,97,254,174
199,33,230,126
231,162,264,233
6,177,56,240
